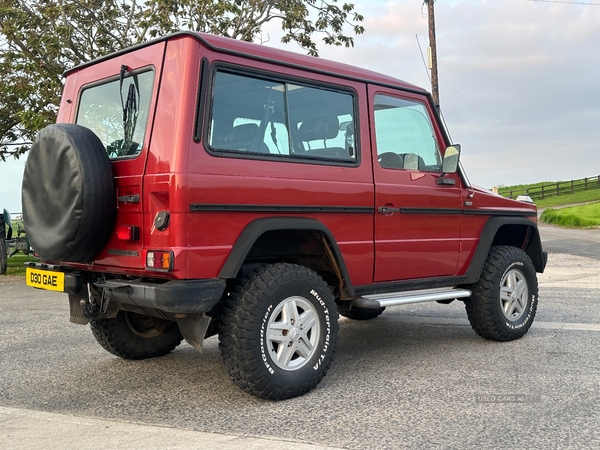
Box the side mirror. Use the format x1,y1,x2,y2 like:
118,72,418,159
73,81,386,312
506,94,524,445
441,145,461,174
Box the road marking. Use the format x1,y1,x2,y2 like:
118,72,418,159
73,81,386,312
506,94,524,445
377,315,600,332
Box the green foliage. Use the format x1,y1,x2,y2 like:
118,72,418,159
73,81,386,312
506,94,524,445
0,0,365,160
540,202,600,228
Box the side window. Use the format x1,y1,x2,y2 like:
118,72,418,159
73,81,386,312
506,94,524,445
208,70,357,163
77,70,154,159
374,94,441,171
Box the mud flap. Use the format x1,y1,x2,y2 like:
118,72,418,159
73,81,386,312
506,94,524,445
176,314,211,353
68,293,89,325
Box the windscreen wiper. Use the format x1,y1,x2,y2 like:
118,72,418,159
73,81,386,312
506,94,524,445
119,64,140,156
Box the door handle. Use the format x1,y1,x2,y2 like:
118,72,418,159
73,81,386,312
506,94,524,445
377,206,400,214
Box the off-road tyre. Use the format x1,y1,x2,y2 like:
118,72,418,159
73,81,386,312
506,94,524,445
0,213,5,240
219,263,339,400
90,310,183,360
337,302,385,320
22,124,116,263
465,245,538,342
0,239,7,275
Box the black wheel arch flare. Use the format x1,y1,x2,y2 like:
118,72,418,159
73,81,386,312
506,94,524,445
463,216,547,285
218,217,355,297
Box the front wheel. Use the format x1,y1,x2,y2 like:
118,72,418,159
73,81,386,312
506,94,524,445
465,246,538,341
219,263,339,400
90,310,183,360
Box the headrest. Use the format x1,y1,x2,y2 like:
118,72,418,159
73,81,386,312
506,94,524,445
223,123,259,145
298,114,339,141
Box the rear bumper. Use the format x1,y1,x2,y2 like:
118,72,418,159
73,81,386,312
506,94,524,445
65,273,226,314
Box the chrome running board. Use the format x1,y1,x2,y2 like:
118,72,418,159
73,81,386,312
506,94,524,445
350,287,472,309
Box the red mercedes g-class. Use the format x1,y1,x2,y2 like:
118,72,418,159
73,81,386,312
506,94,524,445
22,32,546,400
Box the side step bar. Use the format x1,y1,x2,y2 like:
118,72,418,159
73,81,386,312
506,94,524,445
350,288,472,309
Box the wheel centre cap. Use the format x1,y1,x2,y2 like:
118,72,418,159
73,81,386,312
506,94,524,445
290,327,301,341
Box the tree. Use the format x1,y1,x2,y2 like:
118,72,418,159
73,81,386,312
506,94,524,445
0,0,364,160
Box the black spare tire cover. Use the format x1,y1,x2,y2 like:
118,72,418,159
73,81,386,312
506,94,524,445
22,124,116,263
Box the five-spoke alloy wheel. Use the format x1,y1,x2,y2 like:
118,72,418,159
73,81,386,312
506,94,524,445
219,263,339,400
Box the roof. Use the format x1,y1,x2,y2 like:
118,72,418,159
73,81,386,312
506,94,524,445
65,32,427,94
195,32,426,93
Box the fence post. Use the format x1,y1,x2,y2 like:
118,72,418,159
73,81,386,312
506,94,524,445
541,185,544,199
571,180,574,193
585,177,588,190
556,182,559,196
509,190,513,199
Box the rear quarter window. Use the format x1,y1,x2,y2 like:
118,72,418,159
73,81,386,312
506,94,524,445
207,70,358,165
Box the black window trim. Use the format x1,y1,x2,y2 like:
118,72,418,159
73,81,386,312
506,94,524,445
200,62,362,168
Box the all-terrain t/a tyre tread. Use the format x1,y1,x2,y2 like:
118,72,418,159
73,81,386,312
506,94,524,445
90,311,183,360
465,245,538,342
219,263,339,400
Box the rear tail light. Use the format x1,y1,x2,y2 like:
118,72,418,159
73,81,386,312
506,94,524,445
116,225,139,241
146,250,173,271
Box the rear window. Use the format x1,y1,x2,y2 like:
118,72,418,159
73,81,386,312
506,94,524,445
207,70,358,163
76,69,154,159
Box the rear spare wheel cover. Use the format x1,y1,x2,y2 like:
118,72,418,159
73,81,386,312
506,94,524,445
22,124,116,263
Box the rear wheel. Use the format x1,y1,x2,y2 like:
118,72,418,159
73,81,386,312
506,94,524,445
219,263,339,400
465,246,538,341
90,311,183,360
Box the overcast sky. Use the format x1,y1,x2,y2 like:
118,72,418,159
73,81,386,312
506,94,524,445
2,0,599,213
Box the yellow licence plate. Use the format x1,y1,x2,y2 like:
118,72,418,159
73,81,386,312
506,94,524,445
26,268,65,292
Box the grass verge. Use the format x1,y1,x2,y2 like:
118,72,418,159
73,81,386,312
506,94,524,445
540,202,600,228
5,254,38,276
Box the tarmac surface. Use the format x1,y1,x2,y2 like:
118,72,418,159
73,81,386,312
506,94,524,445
1,223,599,449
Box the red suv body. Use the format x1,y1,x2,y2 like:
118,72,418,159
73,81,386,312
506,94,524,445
22,32,546,400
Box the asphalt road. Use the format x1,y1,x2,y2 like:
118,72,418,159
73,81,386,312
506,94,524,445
1,226,600,449
538,223,600,260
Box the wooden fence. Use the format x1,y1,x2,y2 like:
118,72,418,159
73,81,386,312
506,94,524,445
500,175,600,200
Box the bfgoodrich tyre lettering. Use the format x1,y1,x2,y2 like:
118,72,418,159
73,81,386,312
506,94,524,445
219,263,339,400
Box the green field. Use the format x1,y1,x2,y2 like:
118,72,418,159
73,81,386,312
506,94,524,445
498,177,600,208
535,189,600,208
541,202,600,228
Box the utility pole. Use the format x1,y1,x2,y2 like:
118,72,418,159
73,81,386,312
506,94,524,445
425,0,440,110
